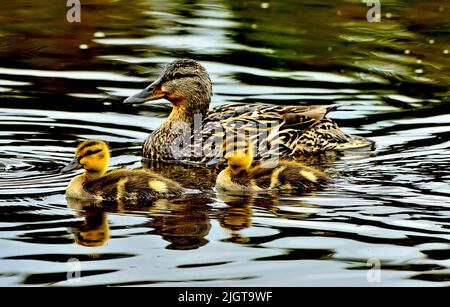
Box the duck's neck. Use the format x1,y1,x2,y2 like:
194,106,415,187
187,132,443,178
143,96,210,160
170,97,209,124
153,97,209,140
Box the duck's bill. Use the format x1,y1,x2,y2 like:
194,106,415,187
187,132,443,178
123,79,165,104
61,158,82,173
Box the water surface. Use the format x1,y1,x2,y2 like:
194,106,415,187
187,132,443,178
0,0,449,286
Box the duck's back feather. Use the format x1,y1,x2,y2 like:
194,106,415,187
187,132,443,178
197,103,373,162
141,103,373,162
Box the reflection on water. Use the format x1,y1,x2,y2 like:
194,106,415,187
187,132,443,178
67,199,111,247
67,195,214,250
0,0,449,286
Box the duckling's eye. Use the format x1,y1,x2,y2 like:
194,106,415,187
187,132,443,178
84,149,102,157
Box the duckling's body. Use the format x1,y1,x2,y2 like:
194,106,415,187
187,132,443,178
214,137,331,192
62,140,183,201
124,59,374,162
217,160,330,192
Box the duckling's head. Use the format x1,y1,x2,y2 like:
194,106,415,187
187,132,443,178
61,140,110,179
222,137,254,174
124,59,212,116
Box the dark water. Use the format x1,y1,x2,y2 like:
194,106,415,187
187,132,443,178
0,0,449,286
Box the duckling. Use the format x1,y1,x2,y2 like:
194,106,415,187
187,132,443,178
61,140,184,201
124,59,374,162
209,136,331,192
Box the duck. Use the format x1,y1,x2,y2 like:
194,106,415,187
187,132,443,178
208,135,331,193
124,59,374,163
61,140,184,201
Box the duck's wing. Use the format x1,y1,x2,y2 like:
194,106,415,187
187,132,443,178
285,119,374,154
206,103,332,127
199,103,338,161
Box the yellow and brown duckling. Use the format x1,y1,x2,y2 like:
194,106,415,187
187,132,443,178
124,58,374,162
208,136,331,193
61,140,184,201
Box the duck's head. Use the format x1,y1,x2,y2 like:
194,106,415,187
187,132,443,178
124,59,212,115
207,136,254,174
61,140,110,179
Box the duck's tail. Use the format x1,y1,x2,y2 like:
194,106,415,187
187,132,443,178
322,105,375,150
296,119,374,153
334,135,375,151
325,104,341,115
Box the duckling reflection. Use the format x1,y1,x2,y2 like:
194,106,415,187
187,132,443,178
216,191,322,244
66,194,214,250
216,193,253,244
67,198,109,247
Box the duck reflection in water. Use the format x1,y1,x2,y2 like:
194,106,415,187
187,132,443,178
66,195,213,250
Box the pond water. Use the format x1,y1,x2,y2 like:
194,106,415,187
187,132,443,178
0,0,449,286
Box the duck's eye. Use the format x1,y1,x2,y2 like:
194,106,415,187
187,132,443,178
173,72,183,79
170,72,198,81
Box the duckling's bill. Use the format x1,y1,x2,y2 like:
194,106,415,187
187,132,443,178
206,155,226,167
61,157,82,173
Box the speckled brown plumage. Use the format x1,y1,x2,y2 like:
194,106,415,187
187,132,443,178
124,59,374,163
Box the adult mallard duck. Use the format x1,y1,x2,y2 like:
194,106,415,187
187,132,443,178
61,140,184,201
209,136,331,193
124,59,373,163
